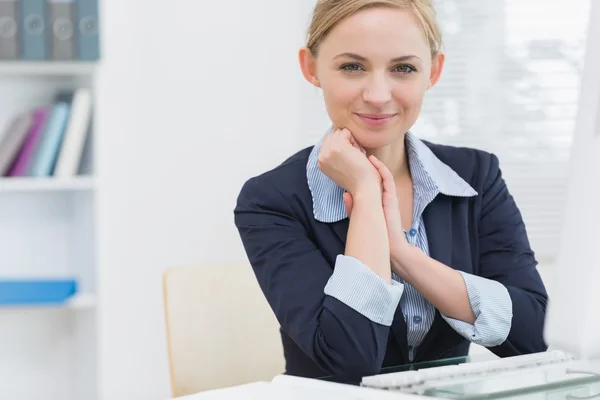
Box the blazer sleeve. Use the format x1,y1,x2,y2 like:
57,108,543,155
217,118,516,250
233,176,394,379
478,153,549,357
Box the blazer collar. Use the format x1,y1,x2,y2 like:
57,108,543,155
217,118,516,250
306,129,478,223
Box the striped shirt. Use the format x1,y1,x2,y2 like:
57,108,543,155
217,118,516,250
307,130,512,361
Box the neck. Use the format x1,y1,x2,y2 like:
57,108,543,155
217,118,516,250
365,135,410,179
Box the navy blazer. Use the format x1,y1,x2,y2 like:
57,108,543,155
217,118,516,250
233,140,548,382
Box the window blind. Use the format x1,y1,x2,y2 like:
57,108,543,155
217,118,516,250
297,0,591,263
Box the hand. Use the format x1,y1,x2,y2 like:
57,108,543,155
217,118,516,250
317,128,380,194
344,155,412,275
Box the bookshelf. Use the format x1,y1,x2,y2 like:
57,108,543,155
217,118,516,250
0,62,96,76
0,176,95,192
0,62,98,400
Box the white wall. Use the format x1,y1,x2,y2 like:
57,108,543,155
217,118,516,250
96,1,315,399
95,1,560,399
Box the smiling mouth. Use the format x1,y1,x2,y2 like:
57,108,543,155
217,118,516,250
355,113,397,127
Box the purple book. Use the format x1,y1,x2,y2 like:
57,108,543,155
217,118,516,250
7,108,49,177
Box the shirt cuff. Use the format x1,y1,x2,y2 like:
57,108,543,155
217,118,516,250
441,271,513,347
324,255,404,326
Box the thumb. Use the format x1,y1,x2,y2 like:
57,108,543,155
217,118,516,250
343,191,353,217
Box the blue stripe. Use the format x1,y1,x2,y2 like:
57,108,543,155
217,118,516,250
325,255,404,326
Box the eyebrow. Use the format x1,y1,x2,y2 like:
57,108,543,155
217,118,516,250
333,52,422,63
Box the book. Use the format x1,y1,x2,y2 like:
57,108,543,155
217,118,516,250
54,88,92,177
6,107,50,177
0,112,34,175
29,101,71,177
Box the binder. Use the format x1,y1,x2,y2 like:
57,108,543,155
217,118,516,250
20,0,47,60
0,0,19,59
48,0,75,60
75,0,98,60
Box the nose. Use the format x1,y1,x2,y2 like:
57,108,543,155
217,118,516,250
362,73,392,106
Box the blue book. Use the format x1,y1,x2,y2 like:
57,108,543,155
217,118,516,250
76,0,99,60
29,102,71,177
20,0,48,60
0,279,77,305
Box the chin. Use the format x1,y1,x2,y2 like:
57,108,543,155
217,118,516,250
352,126,402,150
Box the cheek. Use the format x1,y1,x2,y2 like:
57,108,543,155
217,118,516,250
322,77,360,105
321,76,361,118
392,81,427,109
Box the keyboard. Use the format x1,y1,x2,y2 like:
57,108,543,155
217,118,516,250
361,351,600,398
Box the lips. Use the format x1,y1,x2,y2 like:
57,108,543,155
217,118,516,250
356,113,397,127
357,113,396,119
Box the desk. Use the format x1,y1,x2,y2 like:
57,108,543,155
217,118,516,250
172,356,600,400
172,378,416,400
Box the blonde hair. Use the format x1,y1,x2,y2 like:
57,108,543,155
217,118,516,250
307,0,443,58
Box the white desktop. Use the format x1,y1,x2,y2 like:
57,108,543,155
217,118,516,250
176,2,600,399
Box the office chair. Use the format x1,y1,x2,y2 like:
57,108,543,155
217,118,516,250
162,263,285,397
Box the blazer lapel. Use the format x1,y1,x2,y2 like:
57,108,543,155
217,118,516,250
422,194,453,267
414,194,454,361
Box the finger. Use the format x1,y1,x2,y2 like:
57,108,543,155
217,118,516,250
321,128,343,153
337,128,352,140
369,156,396,192
339,129,356,150
345,131,367,155
350,136,364,154
339,128,359,146
343,191,353,217
324,128,341,146
348,134,359,148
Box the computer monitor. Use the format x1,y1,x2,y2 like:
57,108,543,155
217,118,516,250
543,0,600,360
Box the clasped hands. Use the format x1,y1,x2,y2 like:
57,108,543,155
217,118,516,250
317,128,416,277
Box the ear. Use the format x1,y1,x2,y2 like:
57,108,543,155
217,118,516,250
299,46,321,88
427,51,445,90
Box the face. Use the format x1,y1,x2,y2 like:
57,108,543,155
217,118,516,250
300,6,444,149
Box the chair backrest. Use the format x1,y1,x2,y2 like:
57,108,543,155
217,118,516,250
163,263,285,397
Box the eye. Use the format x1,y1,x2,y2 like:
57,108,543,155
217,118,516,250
393,64,417,74
340,63,364,72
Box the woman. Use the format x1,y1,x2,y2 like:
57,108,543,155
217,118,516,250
234,0,548,381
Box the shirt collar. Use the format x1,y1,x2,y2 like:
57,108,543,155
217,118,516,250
306,129,478,223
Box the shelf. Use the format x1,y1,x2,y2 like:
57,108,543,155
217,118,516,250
65,293,97,309
0,176,95,192
0,61,97,77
